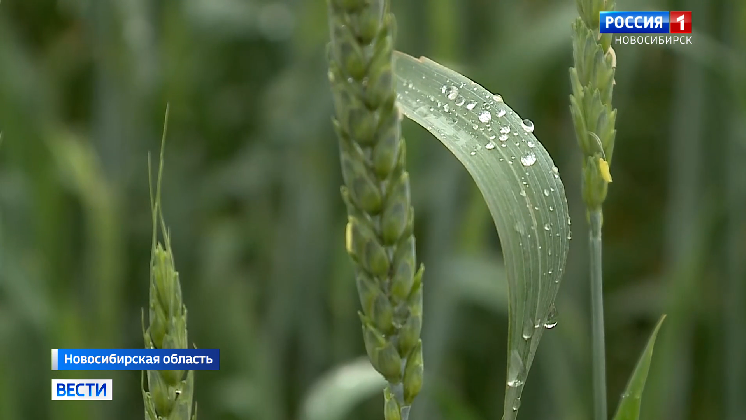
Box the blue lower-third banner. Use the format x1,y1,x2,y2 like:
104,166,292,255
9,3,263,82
51,349,220,370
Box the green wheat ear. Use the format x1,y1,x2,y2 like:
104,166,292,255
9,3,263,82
327,0,423,419
142,106,197,420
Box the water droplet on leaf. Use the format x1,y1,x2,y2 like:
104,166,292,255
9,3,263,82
506,350,524,387
514,220,525,234
544,305,558,329
522,322,534,340
446,85,458,100
479,110,492,123
512,398,522,411
521,119,535,133
520,153,537,167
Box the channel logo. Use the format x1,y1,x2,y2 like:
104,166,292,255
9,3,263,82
51,379,112,400
600,11,692,34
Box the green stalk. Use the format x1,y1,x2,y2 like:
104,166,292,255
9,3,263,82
326,1,423,419
569,1,617,419
589,209,606,420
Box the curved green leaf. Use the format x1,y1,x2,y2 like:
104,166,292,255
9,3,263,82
393,52,571,419
300,357,386,420
613,315,667,420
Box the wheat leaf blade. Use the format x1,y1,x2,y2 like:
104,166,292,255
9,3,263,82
393,51,570,419
612,315,667,420
301,357,387,420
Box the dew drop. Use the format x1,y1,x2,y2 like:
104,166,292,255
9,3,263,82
485,141,496,150
500,126,511,134
455,96,466,106
512,398,522,411
521,119,535,133
493,94,504,102
520,153,537,167
549,206,554,212
544,305,558,329
544,223,550,231
478,110,492,123
472,124,478,130
522,322,534,340
470,150,476,156
443,104,450,112
499,134,509,142
489,134,496,140
527,140,535,148
466,101,477,110
446,85,458,100
514,220,525,235
506,350,524,387
519,189,526,197
543,189,550,197
497,109,506,118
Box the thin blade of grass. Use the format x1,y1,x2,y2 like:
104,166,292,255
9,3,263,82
300,357,387,420
613,315,666,420
393,51,571,419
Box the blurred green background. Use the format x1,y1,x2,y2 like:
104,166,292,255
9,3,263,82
0,0,744,419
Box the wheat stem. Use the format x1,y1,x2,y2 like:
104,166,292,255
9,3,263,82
589,209,607,420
